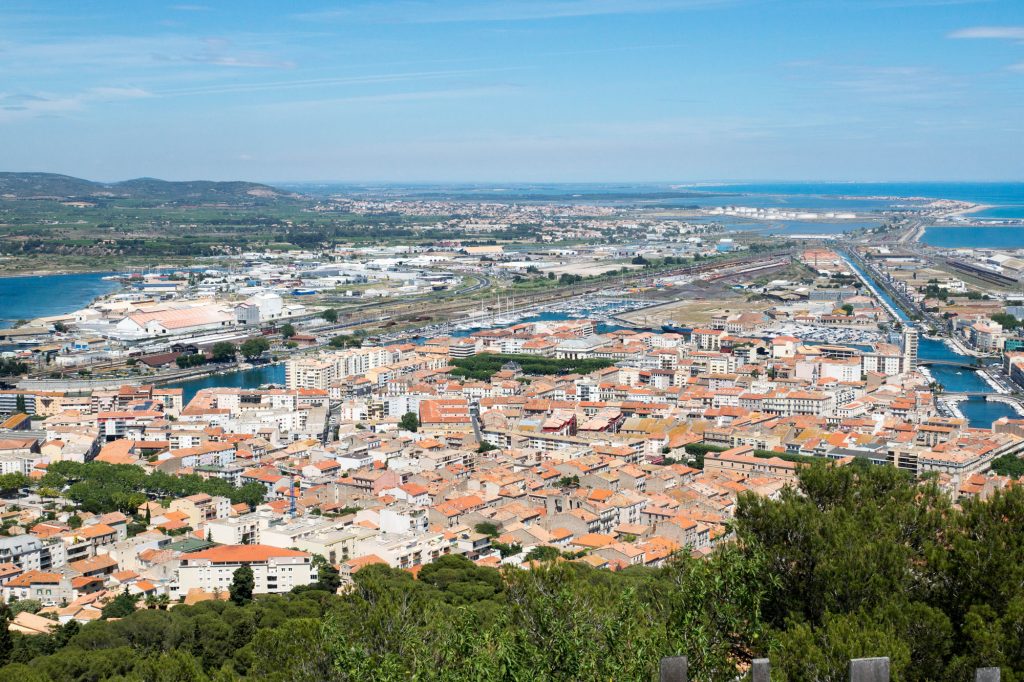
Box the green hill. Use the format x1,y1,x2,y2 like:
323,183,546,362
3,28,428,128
0,172,301,205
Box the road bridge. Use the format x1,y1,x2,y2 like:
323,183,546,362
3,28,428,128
917,359,986,369
941,393,1024,408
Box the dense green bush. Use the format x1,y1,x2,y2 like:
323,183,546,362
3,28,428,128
450,353,615,381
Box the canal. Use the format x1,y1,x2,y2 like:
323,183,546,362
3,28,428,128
166,363,285,405
840,251,1017,427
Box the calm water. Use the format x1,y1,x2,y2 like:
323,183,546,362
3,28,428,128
166,363,286,405
0,272,119,329
710,219,881,236
922,226,1024,249
972,206,1024,220
842,258,1017,427
698,182,1024,206
283,182,1024,215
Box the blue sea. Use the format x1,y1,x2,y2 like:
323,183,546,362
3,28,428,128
0,272,119,329
923,227,1024,249
285,181,1024,216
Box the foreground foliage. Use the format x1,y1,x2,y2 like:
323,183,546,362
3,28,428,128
3,464,1023,680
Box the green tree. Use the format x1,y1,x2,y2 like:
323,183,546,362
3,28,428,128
210,341,237,362
230,565,255,605
280,323,296,339
0,472,30,495
320,309,338,323
240,337,270,361
329,334,362,349
0,358,29,377
0,601,11,666
399,412,419,432
102,589,140,619
310,554,342,593
15,394,26,414
991,454,1024,478
175,353,206,369
473,522,499,537
524,545,561,562
8,599,42,616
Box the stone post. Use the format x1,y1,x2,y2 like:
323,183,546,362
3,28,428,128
848,657,889,682
751,657,770,681
659,656,688,682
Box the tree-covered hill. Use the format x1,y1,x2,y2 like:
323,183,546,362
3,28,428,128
2,463,1023,681
0,172,301,205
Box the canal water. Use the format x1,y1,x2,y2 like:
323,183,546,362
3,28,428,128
841,253,1016,427
166,364,285,405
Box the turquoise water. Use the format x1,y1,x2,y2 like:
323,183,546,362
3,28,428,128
923,226,1024,249
972,206,1024,220
0,272,119,329
166,364,286,405
286,182,1024,215
841,255,1016,427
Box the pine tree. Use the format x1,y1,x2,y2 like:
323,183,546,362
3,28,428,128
230,565,254,605
0,600,14,665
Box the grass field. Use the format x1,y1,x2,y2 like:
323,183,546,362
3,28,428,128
619,296,772,326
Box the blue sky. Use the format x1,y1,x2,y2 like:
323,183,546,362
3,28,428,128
2,0,1023,182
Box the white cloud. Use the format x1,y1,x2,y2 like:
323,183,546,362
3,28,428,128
154,67,521,98
948,26,1024,40
0,86,152,121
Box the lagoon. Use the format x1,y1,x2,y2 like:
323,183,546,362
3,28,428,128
922,226,1024,249
0,272,120,329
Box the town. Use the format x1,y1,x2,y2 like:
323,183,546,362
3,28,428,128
6,211,1024,642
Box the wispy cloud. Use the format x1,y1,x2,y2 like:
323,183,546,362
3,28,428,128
153,67,522,98
257,84,521,111
171,4,212,11
296,0,733,24
948,26,1024,40
0,86,151,121
153,51,297,69
785,62,965,104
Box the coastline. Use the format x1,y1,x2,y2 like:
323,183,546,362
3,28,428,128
0,267,113,279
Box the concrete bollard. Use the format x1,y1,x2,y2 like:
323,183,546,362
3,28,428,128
659,656,688,682
751,658,770,681
848,657,890,682
975,668,1000,682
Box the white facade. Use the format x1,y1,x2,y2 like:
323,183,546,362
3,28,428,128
175,544,316,597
